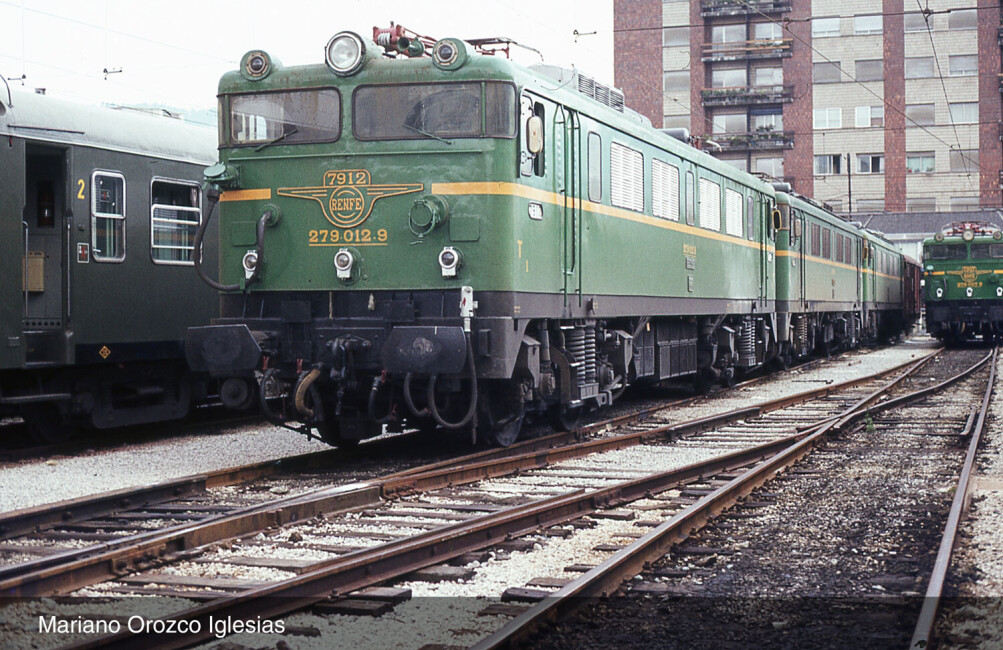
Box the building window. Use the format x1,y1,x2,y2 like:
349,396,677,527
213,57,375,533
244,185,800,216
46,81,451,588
950,150,979,173
814,154,842,175
92,171,126,263
951,196,980,211
906,152,936,173
905,103,935,127
948,8,977,30
857,154,884,174
652,158,680,221
949,55,977,77
752,111,783,132
855,60,883,82
812,17,840,38
754,22,783,40
813,61,842,84
754,157,784,178
712,23,746,43
698,178,722,231
753,67,783,87
663,114,690,129
855,105,884,127
721,158,748,172
857,199,884,212
813,107,842,129
905,57,935,79
610,142,644,212
151,179,202,265
906,198,937,212
664,70,689,93
711,68,747,88
712,112,747,134
948,102,978,124
854,15,883,35
904,12,929,32
663,27,689,47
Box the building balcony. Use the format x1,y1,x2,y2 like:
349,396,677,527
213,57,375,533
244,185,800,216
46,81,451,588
701,38,793,63
713,130,795,152
701,84,794,107
701,0,792,18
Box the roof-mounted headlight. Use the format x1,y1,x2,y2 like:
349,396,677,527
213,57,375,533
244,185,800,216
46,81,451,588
240,50,274,81
326,31,367,76
432,38,469,70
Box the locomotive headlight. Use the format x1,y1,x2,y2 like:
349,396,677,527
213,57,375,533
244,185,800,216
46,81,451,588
242,250,259,280
438,246,461,278
967,287,974,297
334,248,355,279
997,286,1002,297
936,288,944,298
963,229,975,242
325,31,366,76
240,50,274,81
432,38,469,70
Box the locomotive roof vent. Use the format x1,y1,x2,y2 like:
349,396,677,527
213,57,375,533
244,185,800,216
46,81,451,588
529,65,625,113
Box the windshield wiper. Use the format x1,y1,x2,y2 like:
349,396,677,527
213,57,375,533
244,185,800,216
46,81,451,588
255,126,299,152
404,123,452,145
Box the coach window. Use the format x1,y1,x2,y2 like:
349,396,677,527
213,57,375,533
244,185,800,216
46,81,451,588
724,188,742,237
151,179,202,265
698,178,721,231
588,132,602,201
92,171,126,262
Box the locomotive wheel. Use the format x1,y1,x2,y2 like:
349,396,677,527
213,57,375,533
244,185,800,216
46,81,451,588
315,418,359,448
22,405,75,445
549,404,582,432
480,380,526,447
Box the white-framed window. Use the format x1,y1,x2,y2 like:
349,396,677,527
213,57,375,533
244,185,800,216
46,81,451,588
652,158,680,221
949,102,978,124
948,8,977,30
813,62,842,83
855,105,884,127
950,149,979,173
857,199,884,212
949,55,977,77
905,103,935,126
951,196,980,211
698,177,721,231
664,70,689,92
610,141,644,212
712,23,746,44
906,152,936,173
752,111,783,131
905,57,934,79
151,179,202,265
906,197,937,212
814,154,842,175
754,22,782,40
854,15,883,35
904,12,929,32
663,26,689,47
724,188,743,237
855,60,883,82
712,112,747,134
754,156,784,178
813,107,842,129
92,170,126,263
857,154,884,174
711,68,747,88
812,17,840,38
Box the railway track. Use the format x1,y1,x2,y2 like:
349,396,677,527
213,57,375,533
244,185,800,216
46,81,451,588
0,345,953,648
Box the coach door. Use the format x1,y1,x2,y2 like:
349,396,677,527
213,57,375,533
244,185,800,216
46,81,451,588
23,144,67,364
554,104,582,308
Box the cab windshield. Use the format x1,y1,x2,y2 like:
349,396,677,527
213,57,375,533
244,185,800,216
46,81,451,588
353,82,516,141
925,243,967,261
969,243,1003,259
229,89,341,147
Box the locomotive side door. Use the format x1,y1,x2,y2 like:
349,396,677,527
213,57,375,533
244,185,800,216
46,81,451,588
554,104,582,309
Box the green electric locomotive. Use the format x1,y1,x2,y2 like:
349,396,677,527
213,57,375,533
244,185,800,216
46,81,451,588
187,25,917,446
0,89,219,442
923,221,1003,343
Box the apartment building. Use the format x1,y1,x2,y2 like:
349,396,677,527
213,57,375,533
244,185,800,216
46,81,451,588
613,0,1002,213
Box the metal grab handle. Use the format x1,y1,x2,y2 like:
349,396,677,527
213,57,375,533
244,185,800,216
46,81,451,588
22,221,28,322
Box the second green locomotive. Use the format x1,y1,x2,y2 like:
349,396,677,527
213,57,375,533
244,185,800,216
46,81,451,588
924,221,1003,343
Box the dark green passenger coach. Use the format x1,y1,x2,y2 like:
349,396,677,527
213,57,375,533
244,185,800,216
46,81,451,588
187,27,917,446
0,89,218,441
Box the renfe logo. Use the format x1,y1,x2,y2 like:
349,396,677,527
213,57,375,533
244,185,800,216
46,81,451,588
278,170,422,229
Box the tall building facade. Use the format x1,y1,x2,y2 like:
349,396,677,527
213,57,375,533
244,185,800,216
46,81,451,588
614,0,1002,214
